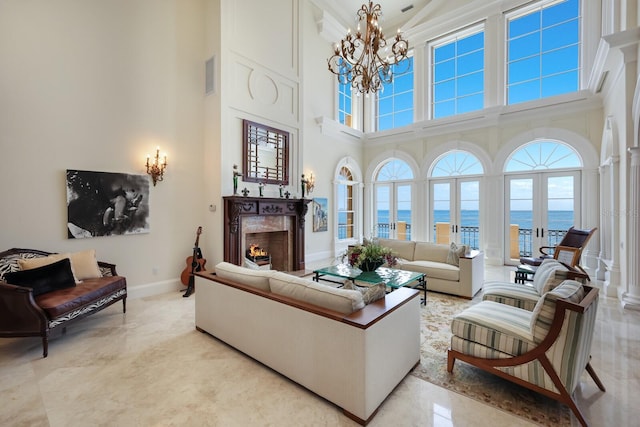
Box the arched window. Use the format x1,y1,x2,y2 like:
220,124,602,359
337,166,356,240
432,150,484,177
504,140,582,264
376,159,414,181
429,150,483,248
505,140,581,171
374,159,414,240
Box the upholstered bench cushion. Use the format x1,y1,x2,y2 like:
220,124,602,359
451,300,535,357
35,276,126,320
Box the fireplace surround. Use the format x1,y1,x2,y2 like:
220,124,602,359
223,196,311,271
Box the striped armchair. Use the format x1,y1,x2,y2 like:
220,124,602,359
482,258,582,311
447,280,605,427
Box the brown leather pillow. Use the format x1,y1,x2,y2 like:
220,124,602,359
4,258,76,296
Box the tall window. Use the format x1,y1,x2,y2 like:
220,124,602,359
429,151,483,249
374,159,414,240
335,58,354,127
338,72,353,127
431,26,484,119
506,0,580,104
377,56,414,131
504,140,582,264
337,167,356,240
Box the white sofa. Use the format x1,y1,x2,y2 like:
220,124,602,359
194,262,421,425
376,238,484,299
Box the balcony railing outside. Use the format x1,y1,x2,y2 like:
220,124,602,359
375,223,412,240
517,227,567,257
341,222,566,256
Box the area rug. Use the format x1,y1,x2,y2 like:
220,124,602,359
411,292,572,426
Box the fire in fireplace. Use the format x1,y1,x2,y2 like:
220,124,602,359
246,243,270,263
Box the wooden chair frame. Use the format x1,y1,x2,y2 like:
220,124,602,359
521,226,597,268
447,285,605,427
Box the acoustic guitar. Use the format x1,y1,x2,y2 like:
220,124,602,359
182,226,206,297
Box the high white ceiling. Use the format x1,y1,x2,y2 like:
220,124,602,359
316,0,472,31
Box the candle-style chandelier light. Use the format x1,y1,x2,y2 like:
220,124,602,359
327,1,409,95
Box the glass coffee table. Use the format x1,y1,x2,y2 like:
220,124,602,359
313,264,427,305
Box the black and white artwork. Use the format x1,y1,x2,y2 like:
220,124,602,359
66,169,150,238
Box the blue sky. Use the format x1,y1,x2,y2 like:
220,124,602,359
376,0,580,126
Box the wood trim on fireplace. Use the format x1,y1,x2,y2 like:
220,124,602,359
223,196,311,271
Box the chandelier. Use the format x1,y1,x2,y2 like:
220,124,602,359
327,1,409,95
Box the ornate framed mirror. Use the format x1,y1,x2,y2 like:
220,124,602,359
242,120,289,185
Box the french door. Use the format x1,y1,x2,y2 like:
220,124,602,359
430,179,480,248
375,183,412,240
505,171,580,264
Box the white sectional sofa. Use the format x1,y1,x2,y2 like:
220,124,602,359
376,238,484,299
194,262,421,425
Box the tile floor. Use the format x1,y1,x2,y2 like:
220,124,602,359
0,265,638,427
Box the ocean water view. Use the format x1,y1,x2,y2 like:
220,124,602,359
338,210,574,252
338,210,575,252
374,210,573,230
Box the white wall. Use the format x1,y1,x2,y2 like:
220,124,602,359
0,0,206,296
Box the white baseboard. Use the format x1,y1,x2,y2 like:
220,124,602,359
127,279,183,299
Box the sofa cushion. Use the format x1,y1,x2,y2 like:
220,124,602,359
214,262,274,292
414,242,450,264
376,239,416,261
269,272,365,314
5,258,76,297
450,300,535,357
35,275,126,319
397,260,460,281
343,281,386,304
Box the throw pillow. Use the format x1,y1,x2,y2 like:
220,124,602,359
18,253,81,283
446,242,466,266
68,249,102,280
4,258,76,296
343,281,386,304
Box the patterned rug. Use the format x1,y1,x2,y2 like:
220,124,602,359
411,292,571,426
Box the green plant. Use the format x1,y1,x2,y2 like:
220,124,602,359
343,242,397,270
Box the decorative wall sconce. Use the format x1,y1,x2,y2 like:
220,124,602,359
301,173,315,198
306,173,315,194
146,147,167,186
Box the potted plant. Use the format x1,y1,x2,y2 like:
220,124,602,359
343,242,397,272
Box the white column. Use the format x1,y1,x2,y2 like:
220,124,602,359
622,147,640,310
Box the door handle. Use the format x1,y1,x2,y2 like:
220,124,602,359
541,228,544,238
